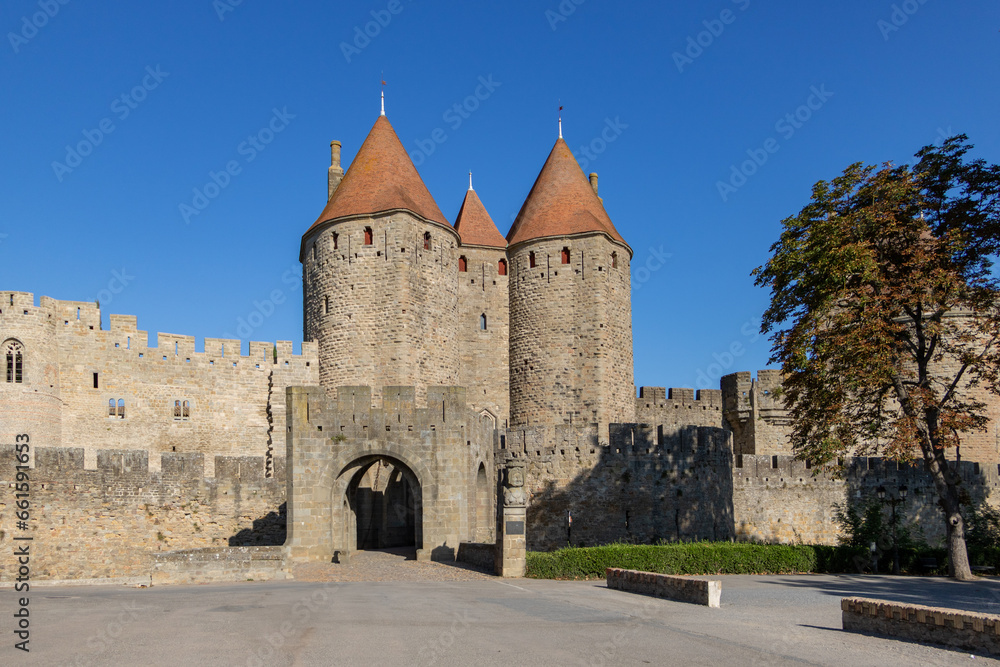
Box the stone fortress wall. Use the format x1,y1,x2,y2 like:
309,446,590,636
506,374,1000,552
0,444,285,581
0,291,318,477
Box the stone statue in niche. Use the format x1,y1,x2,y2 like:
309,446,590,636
503,464,527,507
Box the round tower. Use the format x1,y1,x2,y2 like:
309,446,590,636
453,175,510,427
507,135,635,430
301,113,461,403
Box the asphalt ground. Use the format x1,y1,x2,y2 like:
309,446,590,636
5,560,1000,666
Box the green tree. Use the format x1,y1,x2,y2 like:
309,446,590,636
753,136,1000,580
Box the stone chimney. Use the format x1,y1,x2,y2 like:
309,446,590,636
589,172,603,203
328,140,345,200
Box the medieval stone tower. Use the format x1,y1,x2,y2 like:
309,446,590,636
506,137,635,430
302,113,463,406
301,110,511,425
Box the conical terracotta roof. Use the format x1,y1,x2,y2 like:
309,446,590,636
455,188,506,248
308,116,449,233
507,138,626,248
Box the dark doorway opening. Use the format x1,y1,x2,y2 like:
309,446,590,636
350,457,420,550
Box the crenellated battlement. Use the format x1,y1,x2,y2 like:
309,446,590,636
1,290,318,370
1,444,285,483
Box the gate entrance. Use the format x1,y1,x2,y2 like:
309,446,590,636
348,457,420,551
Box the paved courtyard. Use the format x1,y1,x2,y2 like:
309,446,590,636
8,554,1000,665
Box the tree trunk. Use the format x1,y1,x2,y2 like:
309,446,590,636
925,448,974,580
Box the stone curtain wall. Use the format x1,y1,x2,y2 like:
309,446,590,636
733,454,1000,546
0,291,318,477
503,423,735,551
0,446,286,581
508,234,635,430
302,212,462,406
456,245,510,427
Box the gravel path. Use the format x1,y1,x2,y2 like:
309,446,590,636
291,547,496,582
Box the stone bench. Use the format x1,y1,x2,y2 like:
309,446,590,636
151,546,290,585
842,597,1000,656
606,568,721,608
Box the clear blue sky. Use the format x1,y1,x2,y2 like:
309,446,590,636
2,0,998,392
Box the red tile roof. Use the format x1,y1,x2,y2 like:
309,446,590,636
307,116,450,233
454,188,506,248
506,138,627,248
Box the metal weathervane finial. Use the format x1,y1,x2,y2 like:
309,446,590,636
469,171,474,191
380,76,386,116
558,104,563,139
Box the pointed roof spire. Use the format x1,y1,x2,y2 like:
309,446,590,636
307,115,450,233
455,180,506,249
506,135,628,250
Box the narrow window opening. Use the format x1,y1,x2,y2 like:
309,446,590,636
174,400,181,419
76,307,81,320
333,232,339,249
108,399,116,417
364,227,373,245
174,342,178,355
498,259,507,276
118,399,125,419
423,232,431,250
458,256,467,272
183,400,190,419
4,340,24,383
93,372,99,389
324,296,329,314
127,336,131,350
561,247,570,264
479,313,487,330
529,252,536,268
311,243,316,260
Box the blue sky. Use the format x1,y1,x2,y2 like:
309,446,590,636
1,0,998,392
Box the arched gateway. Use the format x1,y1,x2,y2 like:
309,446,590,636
284,385,495,563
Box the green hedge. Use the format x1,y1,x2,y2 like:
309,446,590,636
524,542,953,579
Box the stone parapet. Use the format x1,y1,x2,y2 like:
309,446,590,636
842,597,1000,656
606,568,721,607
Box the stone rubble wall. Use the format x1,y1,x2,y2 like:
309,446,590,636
0,445,285,582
